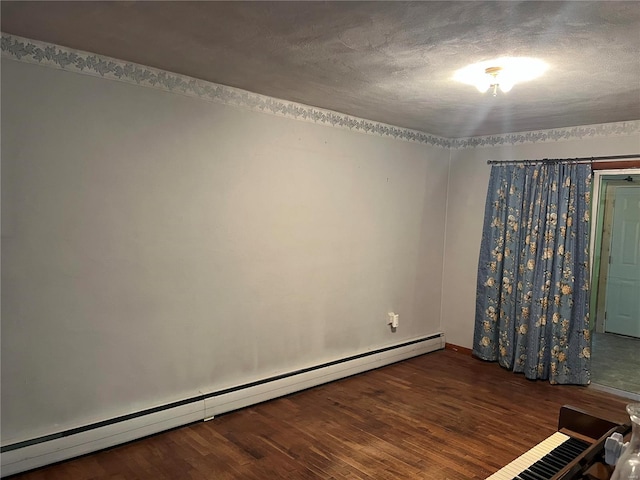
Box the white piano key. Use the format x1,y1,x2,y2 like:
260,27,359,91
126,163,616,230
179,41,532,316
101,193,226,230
486,432,571,480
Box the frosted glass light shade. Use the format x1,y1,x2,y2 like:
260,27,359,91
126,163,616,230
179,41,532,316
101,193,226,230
499,80,514,93
454,57,547,94
475,78,491,93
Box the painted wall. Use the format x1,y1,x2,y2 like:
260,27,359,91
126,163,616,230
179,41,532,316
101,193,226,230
1,59,449,443
3,38,639,448
442,134,640,348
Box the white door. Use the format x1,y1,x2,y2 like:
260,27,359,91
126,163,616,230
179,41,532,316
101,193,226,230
605,185,640,338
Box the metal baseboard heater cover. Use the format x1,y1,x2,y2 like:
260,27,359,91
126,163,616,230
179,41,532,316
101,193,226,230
1,333,444,477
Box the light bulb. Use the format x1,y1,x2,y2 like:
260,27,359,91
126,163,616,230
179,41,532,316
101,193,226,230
475,76,491,93
499,80,514,93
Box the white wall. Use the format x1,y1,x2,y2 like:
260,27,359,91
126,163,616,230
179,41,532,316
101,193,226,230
3,42,639,450
1,59,449,443
442,134,640,348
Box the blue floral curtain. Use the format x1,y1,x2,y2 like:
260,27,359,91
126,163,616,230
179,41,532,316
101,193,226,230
473,163,592,385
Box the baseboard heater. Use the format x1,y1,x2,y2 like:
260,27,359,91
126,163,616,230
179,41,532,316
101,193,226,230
1,333,444,477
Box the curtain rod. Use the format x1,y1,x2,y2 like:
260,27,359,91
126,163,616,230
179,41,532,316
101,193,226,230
487,154,640,165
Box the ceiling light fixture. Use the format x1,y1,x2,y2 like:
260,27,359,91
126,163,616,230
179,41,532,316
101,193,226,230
478,66,512,96
454,57,548,96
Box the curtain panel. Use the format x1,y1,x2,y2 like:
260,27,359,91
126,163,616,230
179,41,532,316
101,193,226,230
473,163,592,385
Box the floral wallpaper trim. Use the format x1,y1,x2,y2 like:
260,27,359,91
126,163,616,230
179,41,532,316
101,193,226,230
2,33,638,149
0,33,449,148
451,121,640,149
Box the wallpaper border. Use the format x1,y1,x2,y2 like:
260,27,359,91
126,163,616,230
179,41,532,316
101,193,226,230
0,33,448,148
451,121,640,149
2,33,639,149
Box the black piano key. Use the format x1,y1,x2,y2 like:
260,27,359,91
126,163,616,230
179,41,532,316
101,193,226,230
561,444,586,456
529,460,558,477
567,437,590,449
546,447,574,463
527,463,554,478
528,460,559,477
509,436,591,480
540,456,567,472
564,438,590,452
539,452,564,465
518,470,545,480
552,442,583,461
538,453,566,470
556,441,581,455
518,469,548,480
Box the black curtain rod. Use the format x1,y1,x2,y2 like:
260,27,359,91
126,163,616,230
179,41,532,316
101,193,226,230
487,154,640,165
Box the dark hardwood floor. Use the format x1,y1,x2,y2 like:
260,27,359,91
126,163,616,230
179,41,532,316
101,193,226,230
7,349,631,479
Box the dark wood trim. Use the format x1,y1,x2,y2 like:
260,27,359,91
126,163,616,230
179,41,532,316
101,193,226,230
445,342,473,356
592,160,640,170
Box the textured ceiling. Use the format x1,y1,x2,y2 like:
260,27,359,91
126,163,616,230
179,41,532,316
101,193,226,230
2,1,639,138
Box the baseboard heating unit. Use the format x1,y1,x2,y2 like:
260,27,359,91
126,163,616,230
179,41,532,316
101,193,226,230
1,333,444,476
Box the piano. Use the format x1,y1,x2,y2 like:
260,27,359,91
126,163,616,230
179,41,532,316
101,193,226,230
486,405,631,480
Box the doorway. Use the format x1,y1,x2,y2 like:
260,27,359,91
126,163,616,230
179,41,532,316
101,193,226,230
590,169,640,398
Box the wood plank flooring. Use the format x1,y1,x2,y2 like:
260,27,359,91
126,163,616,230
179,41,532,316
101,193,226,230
7,349,631,479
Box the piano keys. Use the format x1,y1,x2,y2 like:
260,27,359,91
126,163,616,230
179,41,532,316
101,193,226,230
486,432,590,479
486,405,630,480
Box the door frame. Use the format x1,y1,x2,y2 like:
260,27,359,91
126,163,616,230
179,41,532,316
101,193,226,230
590,168,640,333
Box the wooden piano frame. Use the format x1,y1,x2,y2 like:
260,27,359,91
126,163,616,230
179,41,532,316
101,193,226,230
487,405,631,480
549,405,630,479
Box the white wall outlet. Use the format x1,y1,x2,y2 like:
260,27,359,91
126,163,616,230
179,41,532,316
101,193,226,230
388,312,395,325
